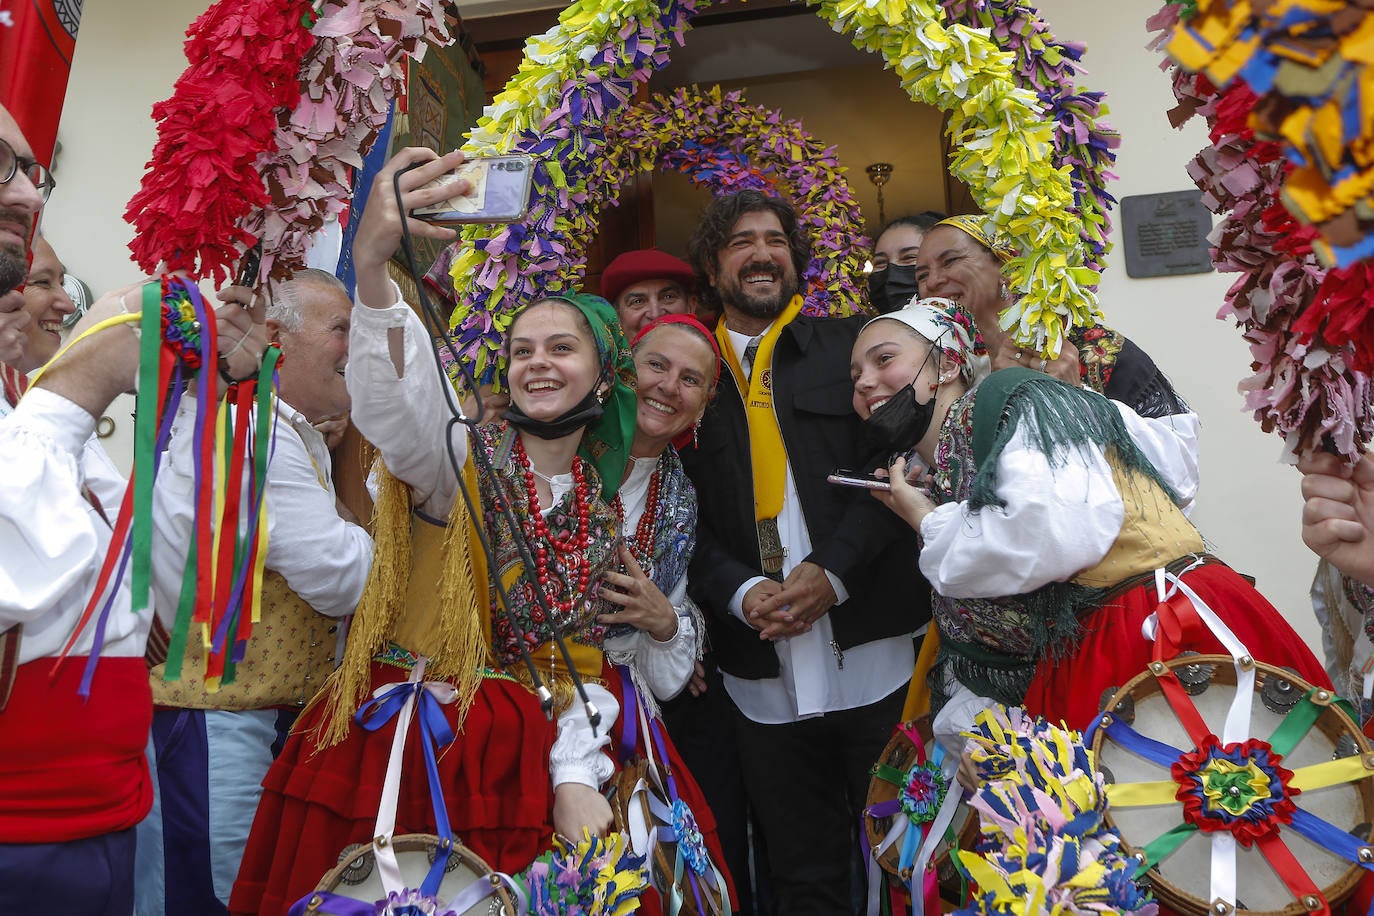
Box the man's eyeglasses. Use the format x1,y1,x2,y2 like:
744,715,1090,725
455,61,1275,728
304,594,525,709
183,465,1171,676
0,138,56,204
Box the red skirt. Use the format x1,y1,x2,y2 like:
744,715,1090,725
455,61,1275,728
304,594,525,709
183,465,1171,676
605,665,740,914
229,663,556,916
1022,562,1331,733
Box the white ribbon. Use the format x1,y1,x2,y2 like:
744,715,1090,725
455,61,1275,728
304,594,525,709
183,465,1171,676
910,758,965,916
1144,565,1255,910
368,658,459,897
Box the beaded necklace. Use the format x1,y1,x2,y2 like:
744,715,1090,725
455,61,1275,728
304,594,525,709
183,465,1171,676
512,435,592,617
613,457,664,568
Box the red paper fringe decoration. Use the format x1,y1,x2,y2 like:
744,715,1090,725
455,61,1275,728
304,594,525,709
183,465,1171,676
124,0,316,286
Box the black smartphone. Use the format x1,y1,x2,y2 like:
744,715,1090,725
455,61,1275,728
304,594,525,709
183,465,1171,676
826,469,891,491
411,154,534,224
237,242,263,288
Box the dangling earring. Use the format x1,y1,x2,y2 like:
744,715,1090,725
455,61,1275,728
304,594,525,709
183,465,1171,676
595,386,607,405
999,281,1011,301
692,419,701,448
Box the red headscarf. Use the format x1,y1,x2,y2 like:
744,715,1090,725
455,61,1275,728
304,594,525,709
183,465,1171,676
629,313,722,388
629,313,721,449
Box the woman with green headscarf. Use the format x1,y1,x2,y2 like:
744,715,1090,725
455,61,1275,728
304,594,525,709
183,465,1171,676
230,149,668,914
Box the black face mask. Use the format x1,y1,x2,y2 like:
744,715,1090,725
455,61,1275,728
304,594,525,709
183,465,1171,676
859,382,937,456
504,384,604,440
868,264,921,314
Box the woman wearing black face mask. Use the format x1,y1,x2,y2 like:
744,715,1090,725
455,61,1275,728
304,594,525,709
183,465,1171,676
850,296,973,465
866,212,945,314
853,300,1329,795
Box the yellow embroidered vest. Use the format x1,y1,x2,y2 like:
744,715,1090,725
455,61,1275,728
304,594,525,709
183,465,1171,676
1071,453,1205,589
149,571,339,710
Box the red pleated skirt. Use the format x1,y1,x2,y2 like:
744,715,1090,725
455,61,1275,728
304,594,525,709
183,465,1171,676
229,660,737,916
229,663,557,916
1021,562,1331,733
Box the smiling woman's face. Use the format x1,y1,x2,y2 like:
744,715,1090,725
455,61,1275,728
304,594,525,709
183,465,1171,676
849,319,939,420
912,225,1004,325
17,237,75,373
506,300,601,420
632,323,716,451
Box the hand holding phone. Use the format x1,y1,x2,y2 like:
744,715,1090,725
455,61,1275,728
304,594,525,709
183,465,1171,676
411,154,534,224
827,470,891,492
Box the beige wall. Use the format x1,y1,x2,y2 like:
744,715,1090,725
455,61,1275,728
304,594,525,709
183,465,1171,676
46,0,1323,650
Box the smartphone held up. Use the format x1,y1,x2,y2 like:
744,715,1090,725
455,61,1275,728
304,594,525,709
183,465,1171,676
411,154,535,225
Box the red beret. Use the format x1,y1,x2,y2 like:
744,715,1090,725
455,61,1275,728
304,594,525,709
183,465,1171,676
600,249,696,306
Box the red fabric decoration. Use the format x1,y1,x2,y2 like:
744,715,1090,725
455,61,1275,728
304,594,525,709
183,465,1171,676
1295,263,1374,375
124,0,316,285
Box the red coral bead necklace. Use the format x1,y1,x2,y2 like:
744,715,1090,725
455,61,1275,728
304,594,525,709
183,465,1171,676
513,435,591,617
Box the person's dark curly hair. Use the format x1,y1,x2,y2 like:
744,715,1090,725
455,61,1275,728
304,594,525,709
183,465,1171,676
686,190,812,314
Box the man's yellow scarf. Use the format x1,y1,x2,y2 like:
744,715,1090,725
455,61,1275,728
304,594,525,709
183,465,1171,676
715,295,804,522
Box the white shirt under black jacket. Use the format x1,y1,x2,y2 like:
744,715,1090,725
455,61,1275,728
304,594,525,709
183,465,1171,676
347,282,696,790
720,324,915,725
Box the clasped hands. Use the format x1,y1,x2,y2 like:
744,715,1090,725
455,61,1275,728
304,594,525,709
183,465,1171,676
742,560,837,641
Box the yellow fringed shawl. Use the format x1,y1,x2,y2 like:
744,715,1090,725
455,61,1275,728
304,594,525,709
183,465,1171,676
310,456,490,749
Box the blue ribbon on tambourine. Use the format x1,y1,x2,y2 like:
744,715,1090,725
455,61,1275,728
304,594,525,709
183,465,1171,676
355,677,458,897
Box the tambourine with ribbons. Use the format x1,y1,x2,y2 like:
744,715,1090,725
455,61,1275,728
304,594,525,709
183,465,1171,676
291,660,521,915
1084,566,1374,916
863,717,972,916
610,666,731,916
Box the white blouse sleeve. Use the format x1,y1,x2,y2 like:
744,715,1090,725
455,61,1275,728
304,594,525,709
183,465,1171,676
549,682,620,790
918,422,1124,598
603,575,699,702
347,281,467,516
0,389,109,627
1113,401,1200,516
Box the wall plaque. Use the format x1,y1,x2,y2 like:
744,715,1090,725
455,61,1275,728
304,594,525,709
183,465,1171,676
1120,190,1214,278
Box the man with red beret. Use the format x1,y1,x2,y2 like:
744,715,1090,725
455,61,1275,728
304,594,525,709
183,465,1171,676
600,248,696,337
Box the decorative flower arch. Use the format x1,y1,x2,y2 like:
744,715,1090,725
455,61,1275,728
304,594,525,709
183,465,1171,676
438,84,871,380
446,0,1118,382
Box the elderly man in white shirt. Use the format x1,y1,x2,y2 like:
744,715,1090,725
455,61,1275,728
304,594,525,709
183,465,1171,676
136,268,374,916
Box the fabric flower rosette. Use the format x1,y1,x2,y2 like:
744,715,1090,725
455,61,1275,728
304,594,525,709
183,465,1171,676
865,720,962,916
1172,736,1298,846
444,0,1115,386
1148,1,1374,459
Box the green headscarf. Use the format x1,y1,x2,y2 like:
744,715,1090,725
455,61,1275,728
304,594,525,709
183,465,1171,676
530,292,637,501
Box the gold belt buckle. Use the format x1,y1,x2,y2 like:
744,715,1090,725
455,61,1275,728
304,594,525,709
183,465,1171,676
757,517,785,578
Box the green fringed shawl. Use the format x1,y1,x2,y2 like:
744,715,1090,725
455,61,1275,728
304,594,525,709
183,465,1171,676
931,368,1179,710
970,367,1178,511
